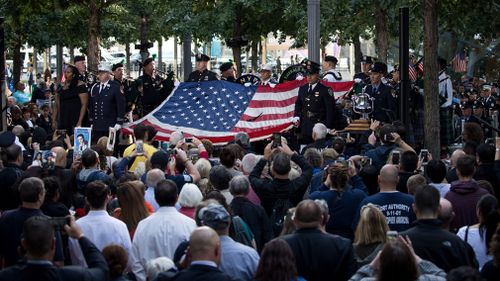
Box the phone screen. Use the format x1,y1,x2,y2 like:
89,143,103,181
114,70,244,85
136,140,144,154
272,133,281,148
392,152,400,165
420,149,429,163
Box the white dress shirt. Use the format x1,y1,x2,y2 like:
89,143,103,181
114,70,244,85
130,206,196,281
68,210,132,267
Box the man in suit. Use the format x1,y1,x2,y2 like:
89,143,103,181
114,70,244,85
294,60,340,144
365,62,397,123
282,200,357,281
0,215,108,281
155,226,239,281
89,64,126,142
186,54,218,82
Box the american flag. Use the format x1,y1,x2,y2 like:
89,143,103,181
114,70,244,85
409,64,418,82
452,51,467,73
123,79,354,145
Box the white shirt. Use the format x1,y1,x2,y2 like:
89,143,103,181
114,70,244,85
68,210,132,267
429,182,451,198
457,226,492,270
438,71,453,108
323,69,342,82
130,206,196,281
144,186,159,211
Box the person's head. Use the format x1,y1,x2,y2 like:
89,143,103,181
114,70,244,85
378,164,399,190
150,151,169,170
187,226,221,264
306,72,320,84
21,216,55,260
322,56,338,71
1,143,23,164
455,155,476,179
413,185,440,219
43,177,61,203
15,81,25,91
97,68,111,83
85,181,110,210
476,194,499,251
332,137,346,154
325,163,350,190
438,198,455,230
155,179,178,207
195,54,210,71
145,168,165,188
41,104,50,117
209,165,233,191
51,146,67,168
81,149,99,168
463,122,484,145
219,145,237,168
314,199,330,229
377,239,418,281
477,180,494,194
219,62,236,79
254,238,298,281
145,257,175,281
354,203,389,245
279,207,297,236
378,124,396,145
450,149,466,167
446,266,482,281
293,200,322,230
406,174,427,196
143,58,155,76
272,152,292,177
234,132,250,149
116,181,149,230
259,64,272,81
64,65,79,86
133,124,149,141
194,158,212,180
304,148,323,169
369,62,387,85
112,63,124,81
241,153,260,175
200,203,231,235
229,175,250,197
19,177,45,205
146,126,157,143
7,96,16,106
438,57,447,72
74,56,87,74
312,123,327,141
426,159,447,184
400,151,418,172
476,143,495,164
102,245,128,279
169,131,184,148
178,183,203,208
361,56,373,72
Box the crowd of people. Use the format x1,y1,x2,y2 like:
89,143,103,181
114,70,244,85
1,53,500,281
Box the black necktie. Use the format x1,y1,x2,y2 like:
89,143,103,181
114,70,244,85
309,84,313,93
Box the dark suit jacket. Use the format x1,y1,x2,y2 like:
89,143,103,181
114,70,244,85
0,237,108,281
89,80,126,131
365,83,397,123
282,228,357,281
155,264,238,281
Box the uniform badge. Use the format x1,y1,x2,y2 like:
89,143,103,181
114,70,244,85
328,88,334,97
315,92,320,97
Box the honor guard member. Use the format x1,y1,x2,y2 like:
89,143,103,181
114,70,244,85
74,55,95,88
134,58,171,117
322,55,342,82
259,64,277,86
186,54,218,82
480,83,496,117
365,62,398,123
89,65,126,142
112,63,134,113
219,62,237,82
293,60,338,144
353,55,373,85
438,57,454,147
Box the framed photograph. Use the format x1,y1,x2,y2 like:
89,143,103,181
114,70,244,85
74,127,92,155
107,127,116,152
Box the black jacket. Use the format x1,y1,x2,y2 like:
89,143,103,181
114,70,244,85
155,264,239,281
282,228,357,281
249,154,313,216
89,80,126,131
400,219,477,272
474,162,500,199
365,83,397,123
0,163,23,211
230,197,273,252
0,237,108,281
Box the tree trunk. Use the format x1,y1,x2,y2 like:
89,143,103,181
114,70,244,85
12,41,22,83
69,48,75,63
374,0,388,63
251,41,258,73
125,43,130,76
423,0,440,158
140,15,150,63
232,46,242,76
87,0,101,72
158,38,163,72
32,48,38,77
353,34,362,73
206,41,212,70
261,38,267,65
174,37,178,76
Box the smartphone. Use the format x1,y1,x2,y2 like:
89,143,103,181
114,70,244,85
384,133,394,142
420,149,429,164
392,151,401,165
136,140,144,154
272,132,281,148
185,138,193,143
387,230,398,240
47,151,56,170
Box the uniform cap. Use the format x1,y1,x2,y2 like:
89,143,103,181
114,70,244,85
360,55,373,64
369,62,388,74
219,62,234,72
74,55,86,63
112,63,124,71
260,64,273,72
482,83,492,91
195,54,211,62
97,64,112,73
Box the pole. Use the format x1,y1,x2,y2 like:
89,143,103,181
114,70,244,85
307,0,320,63
56,45,63,82
399,7,410,133
182,35,192,81
0,17,6,132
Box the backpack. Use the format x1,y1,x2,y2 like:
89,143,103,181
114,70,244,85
270,198,294,237
231,216,254,248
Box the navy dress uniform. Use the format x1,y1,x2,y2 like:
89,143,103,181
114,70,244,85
89,65,126,141
219,62,237,83
365,62,398,123
186,54,218,82
294,60,339,144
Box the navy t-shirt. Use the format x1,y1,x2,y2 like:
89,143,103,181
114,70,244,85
354,191,416,232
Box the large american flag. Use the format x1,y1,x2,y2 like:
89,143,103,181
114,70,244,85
123,79,354,145
452,51,467,73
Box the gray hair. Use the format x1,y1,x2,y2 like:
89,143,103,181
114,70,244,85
146,169,165,188
229,175,250,196
178,183,204,207
169,131,184,147
312,123,328,140
314,199,329,224
12,125,25,137
241,153,261,175
145,257,175,281
304,148,323,168
195,158,212,179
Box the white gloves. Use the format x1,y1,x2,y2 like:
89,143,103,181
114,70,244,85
113,124,122,131
296,75,304,81
354,78,362,83
244,82,252,87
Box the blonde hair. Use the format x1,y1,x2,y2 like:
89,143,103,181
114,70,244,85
195,158,212,179
354,203,389,245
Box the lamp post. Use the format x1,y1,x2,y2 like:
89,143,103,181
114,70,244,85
307,0,320,63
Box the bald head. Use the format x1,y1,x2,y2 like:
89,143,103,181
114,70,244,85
51,147,67,167
438,198,454,230
378,164,399,191
293,200,322,229
188,226,221,263
450,149,465,167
